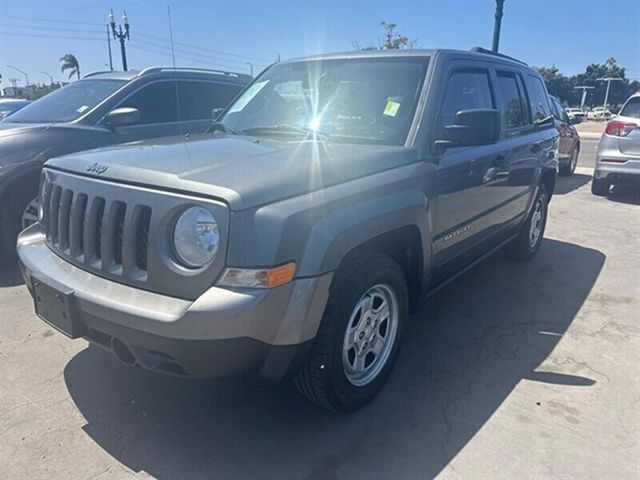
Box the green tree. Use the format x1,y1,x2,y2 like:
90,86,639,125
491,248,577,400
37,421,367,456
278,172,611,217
354,21,417,51
572,57,630,107
59,54,80,80
536,65,576,105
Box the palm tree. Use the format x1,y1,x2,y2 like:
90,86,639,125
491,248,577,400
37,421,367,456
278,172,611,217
59,54,80,80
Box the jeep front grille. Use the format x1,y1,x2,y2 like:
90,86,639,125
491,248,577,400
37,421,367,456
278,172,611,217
39,169,229,300
42,179,151,279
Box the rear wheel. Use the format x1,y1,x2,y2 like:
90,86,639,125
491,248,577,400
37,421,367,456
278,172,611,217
505,185,548,262
294,251,408,411
591,177,610,196
560,147,578,176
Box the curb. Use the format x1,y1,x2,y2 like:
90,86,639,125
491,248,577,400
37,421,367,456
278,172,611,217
578,132,602,140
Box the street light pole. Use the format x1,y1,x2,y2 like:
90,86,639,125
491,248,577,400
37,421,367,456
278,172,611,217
574,86,594,110
597,77,623,111
40,71,54,85
6,65,29,85
492,0,506,52
109,9,130,71
246,62,254,77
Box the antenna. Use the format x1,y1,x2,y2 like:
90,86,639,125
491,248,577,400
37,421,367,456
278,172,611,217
167,5,176,68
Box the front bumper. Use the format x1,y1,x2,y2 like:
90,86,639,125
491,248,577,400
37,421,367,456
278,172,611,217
17,224,332,381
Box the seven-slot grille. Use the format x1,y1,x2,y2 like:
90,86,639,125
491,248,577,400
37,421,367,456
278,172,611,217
41,176,152,279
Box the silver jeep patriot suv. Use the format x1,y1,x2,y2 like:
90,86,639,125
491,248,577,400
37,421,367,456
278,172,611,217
18,48,558,411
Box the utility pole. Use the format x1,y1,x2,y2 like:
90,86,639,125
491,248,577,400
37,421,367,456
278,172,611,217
597,77,623,111
106,24,114,71
492,0,505,52
6,65,28,85
109,9,130,71
574,85,594,110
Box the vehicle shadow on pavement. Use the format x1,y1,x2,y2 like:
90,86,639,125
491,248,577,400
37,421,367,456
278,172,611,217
554,174,591,195
606,183,640,206
0,259,24,287
63,238,604,480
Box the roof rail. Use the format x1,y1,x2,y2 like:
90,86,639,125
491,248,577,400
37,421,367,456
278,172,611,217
82,70,112,79
137,66,253,80
470,47,528,66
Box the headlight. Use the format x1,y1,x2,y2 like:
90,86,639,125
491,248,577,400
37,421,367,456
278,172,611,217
172,207,219,268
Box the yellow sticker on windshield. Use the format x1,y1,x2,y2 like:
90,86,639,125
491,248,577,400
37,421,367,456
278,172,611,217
384,101,400,117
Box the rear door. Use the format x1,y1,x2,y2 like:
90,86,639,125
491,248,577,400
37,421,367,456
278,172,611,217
550,96,577,158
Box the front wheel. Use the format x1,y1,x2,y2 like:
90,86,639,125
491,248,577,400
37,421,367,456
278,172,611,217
294,251,408,411
505,185,549,262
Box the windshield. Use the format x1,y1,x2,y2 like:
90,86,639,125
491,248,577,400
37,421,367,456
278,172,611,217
620,97,640,119
4,79,126,124
221,56,429,145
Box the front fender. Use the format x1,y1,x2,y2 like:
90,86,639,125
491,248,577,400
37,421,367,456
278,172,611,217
226,161,436,279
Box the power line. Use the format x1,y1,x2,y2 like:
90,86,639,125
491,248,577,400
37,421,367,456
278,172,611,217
127,44,250,72
3,14,103,26
136,31,271,63
0,31,104,42
0,22,100,34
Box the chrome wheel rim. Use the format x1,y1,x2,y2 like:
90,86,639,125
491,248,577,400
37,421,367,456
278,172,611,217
22,197,40,230
342,284,399,387
529,198,544,248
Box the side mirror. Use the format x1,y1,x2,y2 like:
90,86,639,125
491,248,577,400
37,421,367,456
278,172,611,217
570,116,582,125
102,107,140,128
436,109,501,151
212,107,224,122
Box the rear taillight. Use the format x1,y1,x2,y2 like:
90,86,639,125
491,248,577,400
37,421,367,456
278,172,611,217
605,120,638,137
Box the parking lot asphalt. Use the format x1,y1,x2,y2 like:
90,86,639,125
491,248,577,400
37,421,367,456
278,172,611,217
1,174,639,480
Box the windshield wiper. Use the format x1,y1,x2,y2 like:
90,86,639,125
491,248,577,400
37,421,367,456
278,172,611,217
239,125,330,139
206,122,236,135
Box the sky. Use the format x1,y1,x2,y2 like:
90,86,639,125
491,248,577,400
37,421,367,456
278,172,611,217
0,0,638,86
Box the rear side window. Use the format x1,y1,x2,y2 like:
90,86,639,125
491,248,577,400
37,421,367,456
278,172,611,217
440,71,494,127
620,97,640,119
526,75,552,122
497,73,529,129
119,81,179,124
177,81,243,121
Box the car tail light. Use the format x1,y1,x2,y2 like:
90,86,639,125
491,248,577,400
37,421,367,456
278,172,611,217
605,120,637,137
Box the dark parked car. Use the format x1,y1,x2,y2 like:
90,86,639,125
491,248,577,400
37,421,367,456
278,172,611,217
18,48,558,411
0,99,31,120
0,67,251,257
549,95,580,176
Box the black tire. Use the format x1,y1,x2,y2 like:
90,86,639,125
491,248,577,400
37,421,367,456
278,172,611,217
559,146,578,176
591,177,610,196
294,251,408,411
0,180,38,262
505,185,549,262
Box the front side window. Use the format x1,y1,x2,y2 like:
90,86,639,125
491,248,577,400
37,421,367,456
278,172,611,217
177,81,243,121
221,57,429,145
440,71,494,127
497,73,529,129
551,97,570,123
527,75,552,122
620,97,640,118
118,82,179,125
4,79,126,124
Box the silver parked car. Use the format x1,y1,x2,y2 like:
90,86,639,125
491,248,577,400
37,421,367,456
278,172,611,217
592,93,640,195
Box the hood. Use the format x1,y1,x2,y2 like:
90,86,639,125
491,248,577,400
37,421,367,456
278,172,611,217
0,122,96,170
46,134,417,210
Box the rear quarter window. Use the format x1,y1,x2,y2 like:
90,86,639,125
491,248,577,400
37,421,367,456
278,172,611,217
526,75,552,122
620,97,640,119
